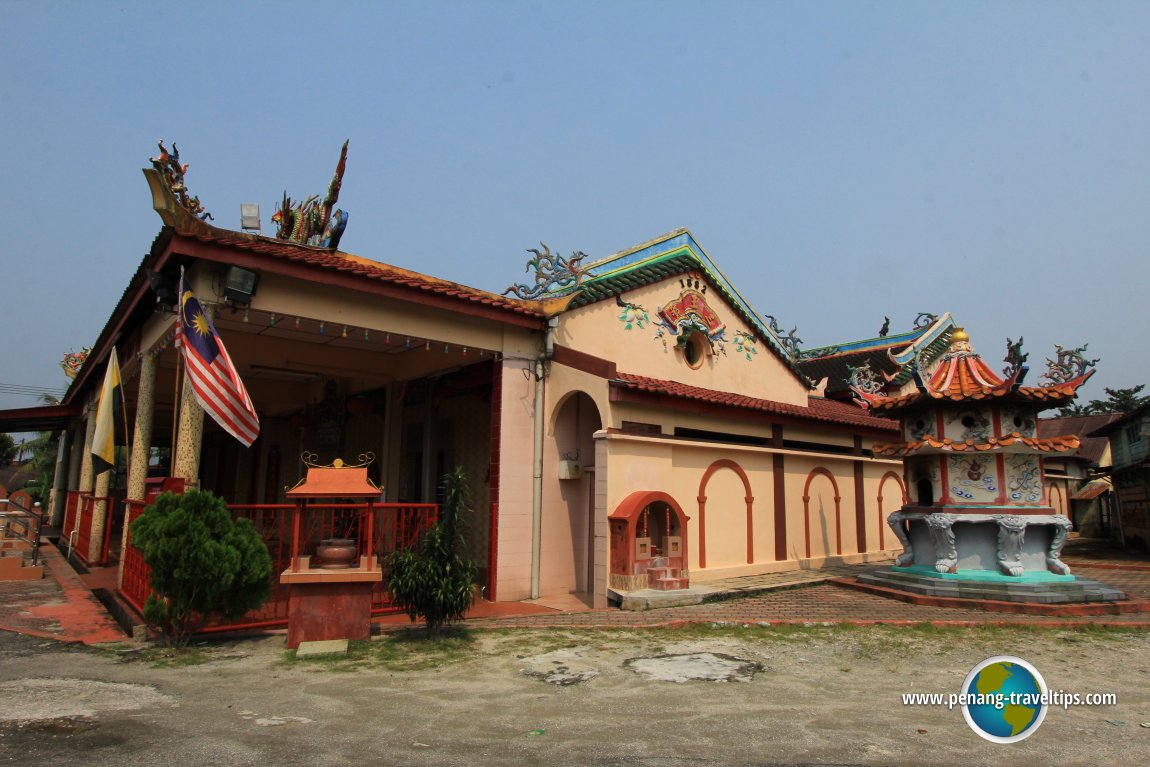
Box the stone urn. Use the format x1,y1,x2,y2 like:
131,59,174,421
315,538,358,569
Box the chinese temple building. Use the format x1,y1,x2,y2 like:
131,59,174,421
850,329,1126,604
0,143,1129,628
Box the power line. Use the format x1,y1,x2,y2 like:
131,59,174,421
0,382,69,398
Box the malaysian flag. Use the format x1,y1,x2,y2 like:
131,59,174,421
177,272,260,446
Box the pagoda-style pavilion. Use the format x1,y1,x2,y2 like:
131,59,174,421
851,330,1126,603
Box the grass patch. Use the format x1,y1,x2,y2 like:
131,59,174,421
283,627,478,672
111,645,215,667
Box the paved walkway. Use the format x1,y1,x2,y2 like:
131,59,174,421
0,542,125,644
3,538,1150,645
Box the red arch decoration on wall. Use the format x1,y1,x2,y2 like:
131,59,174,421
876,471,907,550
802,467,841,559
697,459,755,567
1050,483,1066,517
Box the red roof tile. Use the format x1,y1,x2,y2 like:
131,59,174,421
872,433,1081,457
180,230,545,319
612,372,898,432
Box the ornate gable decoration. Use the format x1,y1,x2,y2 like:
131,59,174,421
651,277,727,355
503,243,588,300
61,347,91,379
150,141,213,222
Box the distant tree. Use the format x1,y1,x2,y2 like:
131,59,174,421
22,394,63,504
1059,385,1150,417
0,433,16,465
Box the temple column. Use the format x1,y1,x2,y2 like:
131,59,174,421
90,466,111,564
48,430,72,526
120,353,157,587
67,424,84,490
78,401,98,494
173,376,204,488
126,354,157,502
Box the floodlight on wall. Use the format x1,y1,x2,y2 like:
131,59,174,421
240,203,262,233
147,269,179,310
223,266,259,305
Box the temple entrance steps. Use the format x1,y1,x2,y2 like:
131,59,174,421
646,555,688,591
646,565,687,590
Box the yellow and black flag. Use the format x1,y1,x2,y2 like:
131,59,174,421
91,347,123,475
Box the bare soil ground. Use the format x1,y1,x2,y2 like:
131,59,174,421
1,623,1148,767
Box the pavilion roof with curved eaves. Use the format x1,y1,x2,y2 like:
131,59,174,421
854,330,1094,416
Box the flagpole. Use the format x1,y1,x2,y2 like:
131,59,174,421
171,331,182,477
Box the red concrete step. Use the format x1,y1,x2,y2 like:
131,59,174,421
646,566,673,580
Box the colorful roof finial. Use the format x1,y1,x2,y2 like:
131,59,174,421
272,140,350,249
503,243,588,300
1042,343,1099,385
150,140,213,222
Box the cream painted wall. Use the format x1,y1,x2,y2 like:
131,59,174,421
494,357,539,602
699,466,749,569
597,429,902,582
555,278,808,406
229,271,515,353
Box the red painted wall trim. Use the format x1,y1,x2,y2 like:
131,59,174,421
772,426,786,561
551,345,618,379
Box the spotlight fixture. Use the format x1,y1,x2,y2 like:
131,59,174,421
223,266,259,305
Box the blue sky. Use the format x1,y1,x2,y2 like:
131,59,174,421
1,0,1147,416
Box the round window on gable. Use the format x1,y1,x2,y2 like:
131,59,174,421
682,330,709,369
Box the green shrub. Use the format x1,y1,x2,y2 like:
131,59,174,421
129,490,272,646
387,468,477,635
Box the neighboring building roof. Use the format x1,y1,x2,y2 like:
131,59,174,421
1039,413,1122,466
1071,477,1112,500
610,372,899,433
797,313,956,398
1087,403,1150,436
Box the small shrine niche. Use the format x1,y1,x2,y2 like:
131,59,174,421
608,492,689,592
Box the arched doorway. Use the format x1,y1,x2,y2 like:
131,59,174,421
548,391,602,596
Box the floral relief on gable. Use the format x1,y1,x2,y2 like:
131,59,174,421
614,275,757,364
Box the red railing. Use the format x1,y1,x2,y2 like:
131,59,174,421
62,492,115,567
61,491,80,543
119,499,152,615
119,501,438,632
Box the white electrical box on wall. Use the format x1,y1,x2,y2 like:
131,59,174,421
558,460,582,479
